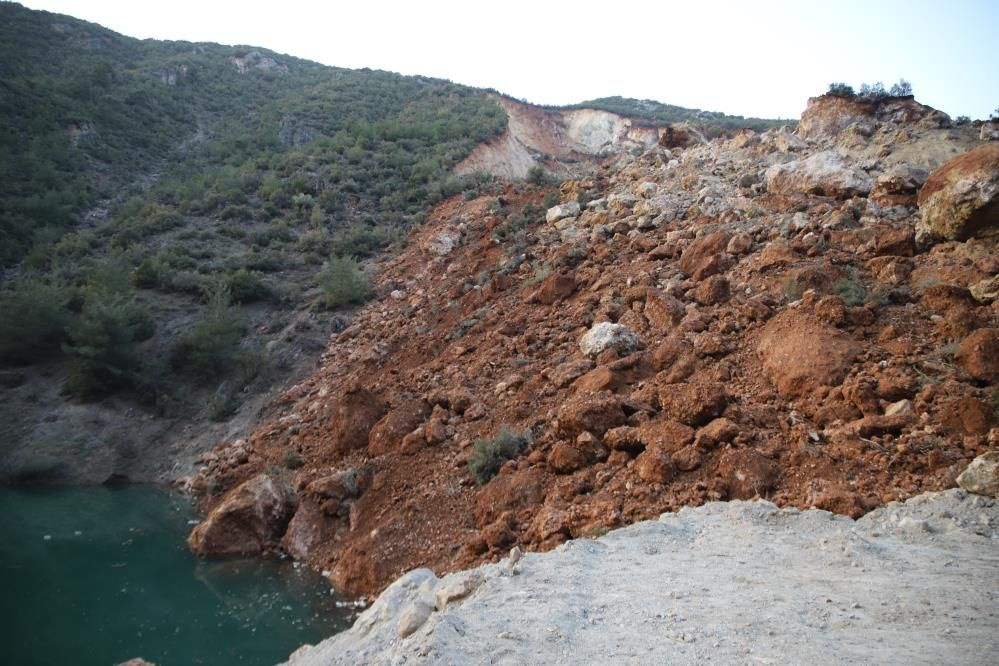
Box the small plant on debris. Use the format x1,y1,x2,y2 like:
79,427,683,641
468,426,530,485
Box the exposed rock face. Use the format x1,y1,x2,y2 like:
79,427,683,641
757,312,859,398
188,474,297,556
916,142,999,242
957,452,999,497
765,151,873,198
578,322,643,357
797,94,941,139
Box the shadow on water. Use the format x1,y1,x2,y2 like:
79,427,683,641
0,485,356,666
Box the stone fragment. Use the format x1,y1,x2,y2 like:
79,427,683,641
546,201,581,224
398,599,433,638
956,451,999,498
657,383,727,427
579,322,644,358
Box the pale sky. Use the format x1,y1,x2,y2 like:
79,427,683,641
18,0,999,120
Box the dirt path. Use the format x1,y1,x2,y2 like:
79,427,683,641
283,489,999,665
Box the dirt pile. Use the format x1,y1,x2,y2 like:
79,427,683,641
188,95,998,599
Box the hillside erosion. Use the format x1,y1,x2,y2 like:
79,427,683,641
186,93,999,600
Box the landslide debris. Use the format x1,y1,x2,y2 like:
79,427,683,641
189,93,999,602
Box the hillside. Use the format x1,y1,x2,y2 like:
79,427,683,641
0,3,792,486
184,92,999,605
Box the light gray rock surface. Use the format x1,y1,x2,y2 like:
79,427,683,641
578,322,643,358
282,489,999,666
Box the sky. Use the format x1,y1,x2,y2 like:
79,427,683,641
17,0,999,120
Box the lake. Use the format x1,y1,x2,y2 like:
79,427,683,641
0,485,355,666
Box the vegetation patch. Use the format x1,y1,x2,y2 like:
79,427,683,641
467,426,530,485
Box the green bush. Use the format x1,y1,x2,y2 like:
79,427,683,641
467,426,530,485
173,283,245,379
832,269,870,306
62,290,152,399
0,276,71,364
827,82,855,98
319,255,373,309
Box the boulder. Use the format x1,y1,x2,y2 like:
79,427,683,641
474,468,545,527
579,322,644,358
679,231,731,278
956,451,999,498
657,382,727,427
765,151,873,198
368,399,431,456
870,165,928,208
188,474,297,556
533,272,577,305
718,449,779,500
557,392,628,438
916,143,999,242
546,201,581,224
757,311,860,398
634,448,676,483
981,122,999,142
955,328,999,382
970,275,999,304
330,386,386,454
797,94,938,139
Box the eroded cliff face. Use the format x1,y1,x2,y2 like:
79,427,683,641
188,94,999,600
455,96,663,179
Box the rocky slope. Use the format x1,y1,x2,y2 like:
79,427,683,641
282,489,999,665
187,94,999,605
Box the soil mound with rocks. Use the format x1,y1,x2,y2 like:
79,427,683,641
187,93,999,604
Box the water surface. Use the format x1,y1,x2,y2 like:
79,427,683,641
0,485,354,666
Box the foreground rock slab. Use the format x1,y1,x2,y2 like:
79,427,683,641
283,489,999,666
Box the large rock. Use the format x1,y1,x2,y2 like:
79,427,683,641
557,391,628,438
956,452,999,498
546,201,581,224
368,399,431,456
757,312,860,398
954,328,999,383
765,151,873,198
579,322,644,358
188,474,297,556
658,382,728,427
916,143,999,242
329,385,386,454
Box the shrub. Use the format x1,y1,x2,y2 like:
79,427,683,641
173,283,245,379
526,165,550,186
467,426,530,485
226,268,270,303
832,269,870,306
62,291,151,399
319,255,373,309
827,83,855,98
0,276,71,364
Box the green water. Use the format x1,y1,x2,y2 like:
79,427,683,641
0,485,355,666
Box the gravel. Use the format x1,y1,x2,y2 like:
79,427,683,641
282,489,999,665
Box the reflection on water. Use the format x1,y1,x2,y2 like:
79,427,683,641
0,485,355,666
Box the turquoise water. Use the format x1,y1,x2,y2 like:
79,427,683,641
0,485,355,666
